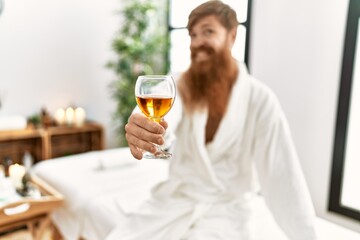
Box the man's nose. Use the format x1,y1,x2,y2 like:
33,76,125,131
191,35,206,48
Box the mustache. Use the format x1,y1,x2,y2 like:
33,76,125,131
191,45,215,59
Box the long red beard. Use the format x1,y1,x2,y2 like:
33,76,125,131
179,44,238,119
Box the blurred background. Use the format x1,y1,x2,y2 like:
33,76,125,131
0,0,359,236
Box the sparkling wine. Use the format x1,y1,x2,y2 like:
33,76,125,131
136,95,174,122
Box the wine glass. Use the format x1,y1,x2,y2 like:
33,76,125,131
135,75,176,159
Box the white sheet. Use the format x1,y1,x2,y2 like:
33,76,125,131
0,115,27,130
33,148,169,240
32,148,360,240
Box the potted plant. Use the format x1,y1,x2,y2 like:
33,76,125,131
107,0,168,146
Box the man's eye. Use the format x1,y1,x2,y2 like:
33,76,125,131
204,29,213,36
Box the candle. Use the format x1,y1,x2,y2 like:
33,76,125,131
54,108,65,125
74,107,86,126
9,164,26,189
0,165,4,179
65,107,75,125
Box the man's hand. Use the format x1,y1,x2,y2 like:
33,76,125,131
125,113,168,160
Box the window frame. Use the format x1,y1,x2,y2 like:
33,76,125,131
329,0,360,222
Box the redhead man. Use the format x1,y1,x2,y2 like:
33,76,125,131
107,1,317,239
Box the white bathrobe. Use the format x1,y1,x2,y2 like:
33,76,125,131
106,62,317,240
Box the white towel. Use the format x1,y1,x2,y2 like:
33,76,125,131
0,115,27,130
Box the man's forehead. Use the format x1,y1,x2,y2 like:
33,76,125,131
189,15,222,31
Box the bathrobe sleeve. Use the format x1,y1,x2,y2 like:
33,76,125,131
252,89,317,240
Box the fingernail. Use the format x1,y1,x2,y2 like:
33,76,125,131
158,138,164,145
150,146,156,153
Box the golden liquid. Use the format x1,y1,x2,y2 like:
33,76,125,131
136,95,174,122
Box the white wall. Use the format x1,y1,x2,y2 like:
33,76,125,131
1,0,359,234
0,0,120,148
250,0,360,233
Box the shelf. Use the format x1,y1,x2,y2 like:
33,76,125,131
0,122,104,164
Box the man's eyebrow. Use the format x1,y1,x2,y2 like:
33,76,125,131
189,22,215,34
199,23,213,28
190,23,213,33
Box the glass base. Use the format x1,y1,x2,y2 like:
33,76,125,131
143,150,172,159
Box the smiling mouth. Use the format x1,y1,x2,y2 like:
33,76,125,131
194,51,210,63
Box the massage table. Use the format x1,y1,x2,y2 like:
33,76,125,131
32,148,360,240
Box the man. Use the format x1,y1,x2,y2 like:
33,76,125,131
107,1,317,239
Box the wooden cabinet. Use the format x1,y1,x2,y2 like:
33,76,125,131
0,122,104,165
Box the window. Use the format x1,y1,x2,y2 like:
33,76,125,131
167,0,252,73
329,0,360,222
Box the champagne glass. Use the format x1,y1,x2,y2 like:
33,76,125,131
135,75,176,159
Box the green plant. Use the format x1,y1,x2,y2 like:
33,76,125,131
27,113,41,127
107,0,168,146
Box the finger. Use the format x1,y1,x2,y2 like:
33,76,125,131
131,113,165,135
159,120,168,130
128,143,143,160
125,123,164,146
126,121,164,146
126,131,158,153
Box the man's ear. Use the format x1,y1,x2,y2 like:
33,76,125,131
231,27,237,42
228,27,237,48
